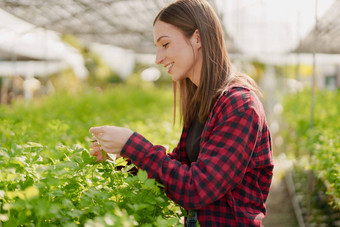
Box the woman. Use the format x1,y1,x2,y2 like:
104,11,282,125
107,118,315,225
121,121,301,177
89,0,273,226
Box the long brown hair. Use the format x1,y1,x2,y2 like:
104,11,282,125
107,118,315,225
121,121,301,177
154,0,260,126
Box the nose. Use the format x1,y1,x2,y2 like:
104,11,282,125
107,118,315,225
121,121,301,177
155,49,165,65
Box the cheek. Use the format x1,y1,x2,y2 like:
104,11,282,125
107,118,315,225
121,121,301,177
173,46,192,62
167,46,178,59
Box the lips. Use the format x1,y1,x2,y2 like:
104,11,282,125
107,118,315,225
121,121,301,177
164,62,174,73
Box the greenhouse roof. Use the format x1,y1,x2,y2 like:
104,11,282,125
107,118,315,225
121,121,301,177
295,0,340,54
0,0,238,54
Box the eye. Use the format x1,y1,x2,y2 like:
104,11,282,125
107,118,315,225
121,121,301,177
162,43,169,48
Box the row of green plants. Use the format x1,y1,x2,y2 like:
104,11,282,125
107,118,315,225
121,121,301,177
0,84,182,226
280,88,340,224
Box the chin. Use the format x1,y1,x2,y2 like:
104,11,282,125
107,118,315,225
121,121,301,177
170,75,179,82
171,74,186,82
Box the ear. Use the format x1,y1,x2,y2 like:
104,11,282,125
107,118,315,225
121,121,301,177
191,29,201,49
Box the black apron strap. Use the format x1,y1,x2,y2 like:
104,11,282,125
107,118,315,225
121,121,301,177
186,210,198,227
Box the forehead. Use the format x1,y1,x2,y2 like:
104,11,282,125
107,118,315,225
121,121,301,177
153,20,184,43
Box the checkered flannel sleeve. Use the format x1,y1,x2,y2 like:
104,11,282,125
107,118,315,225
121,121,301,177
121,88,262,210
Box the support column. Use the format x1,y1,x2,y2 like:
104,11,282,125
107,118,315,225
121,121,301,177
0,77,10,105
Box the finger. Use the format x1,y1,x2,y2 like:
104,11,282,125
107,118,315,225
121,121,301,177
89,149,97,156
116,154,122,159
89,146,101,156
90,141,100,148
90,136,102,145
93,133,105,143
89,126,107,134
100,145,120,155
99,144,110,153
86,137,97,143
87,137,97,143
96,151,106,162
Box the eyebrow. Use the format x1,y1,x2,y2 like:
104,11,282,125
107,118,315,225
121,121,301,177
154,35,169,46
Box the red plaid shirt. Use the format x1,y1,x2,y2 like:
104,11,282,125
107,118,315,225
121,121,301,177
121,86,274,226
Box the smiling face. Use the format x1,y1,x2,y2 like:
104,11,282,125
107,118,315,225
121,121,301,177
153,20,202,86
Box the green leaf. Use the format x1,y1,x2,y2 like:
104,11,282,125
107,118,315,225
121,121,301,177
114,157,128,167
0,148,10,159
22,142,44,148
81,149,92,163
63,222,78,227
0,190,5,199
52,190,64,197
144,178,155,188
0,214,9,222
62,198,74,209
68,209,84,218
137,170,148,183
6,190,25,200
156,216,179,226
23,185,39,199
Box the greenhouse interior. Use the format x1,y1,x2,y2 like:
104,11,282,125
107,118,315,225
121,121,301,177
0,0,339,226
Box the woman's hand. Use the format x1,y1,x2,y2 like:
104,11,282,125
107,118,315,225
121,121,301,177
89,125,134,161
